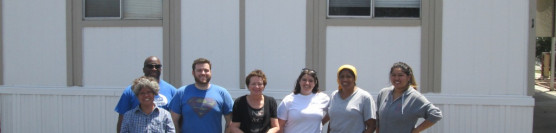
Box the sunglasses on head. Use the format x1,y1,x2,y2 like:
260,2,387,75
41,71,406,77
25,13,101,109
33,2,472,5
302,68,316,74
145,64,162,69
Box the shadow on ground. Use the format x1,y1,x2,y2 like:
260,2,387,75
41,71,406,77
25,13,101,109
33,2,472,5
533,79,556,133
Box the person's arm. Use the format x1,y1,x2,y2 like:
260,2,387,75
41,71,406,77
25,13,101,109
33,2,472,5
375,119,379,133
412,96,442,133
363,119,376,133
411,120,435,133
266,118,280,133
327,122,331,133
171,111,181,133
120,114,130,133
277,119,286,133
117,114,123,133
224,113,233,133
230,122,243,133
321,114,329,125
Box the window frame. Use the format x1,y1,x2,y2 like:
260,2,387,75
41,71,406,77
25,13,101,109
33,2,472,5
326,0,422,27
68,0,182,87
309,0,441,92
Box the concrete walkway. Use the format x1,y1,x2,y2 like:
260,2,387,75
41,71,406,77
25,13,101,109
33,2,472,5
533,78,556,133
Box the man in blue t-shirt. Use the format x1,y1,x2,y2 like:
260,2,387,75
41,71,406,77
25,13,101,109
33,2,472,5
169,58,234,133
114,56,177,133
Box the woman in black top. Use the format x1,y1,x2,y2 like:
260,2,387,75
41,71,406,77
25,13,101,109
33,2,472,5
230,69,279,133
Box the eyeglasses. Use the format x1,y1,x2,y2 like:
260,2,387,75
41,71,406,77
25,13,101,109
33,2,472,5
145,64,162,69
139,91,155,95
302,68,316,74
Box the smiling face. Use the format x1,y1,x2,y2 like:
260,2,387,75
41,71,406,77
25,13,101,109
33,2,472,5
192,63,212,85
248,76,265,96
299,74,316,95
137,87,155,106
390,67,410,90
143,57,162,81
338,69,356,90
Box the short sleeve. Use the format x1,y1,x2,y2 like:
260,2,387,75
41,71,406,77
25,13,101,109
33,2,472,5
168,88,183,114
221,89,234,115
268,96,278,118
363,94,377,121
232,96,245,122
321,93,331,112
277,97,289,120
114,86,134,114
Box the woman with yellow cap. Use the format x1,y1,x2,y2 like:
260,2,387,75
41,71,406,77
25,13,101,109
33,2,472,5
324,65,376,133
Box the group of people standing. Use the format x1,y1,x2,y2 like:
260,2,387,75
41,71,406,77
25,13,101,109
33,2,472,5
115,56,442,133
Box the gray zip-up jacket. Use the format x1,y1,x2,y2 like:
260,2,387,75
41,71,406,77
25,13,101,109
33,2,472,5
376,86,442,133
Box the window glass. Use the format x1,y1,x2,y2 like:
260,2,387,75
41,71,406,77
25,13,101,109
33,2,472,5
328,0,420,17
84,0,163,19
123,0,163,19
84,0,120,18
375,0,420,17
329,0,371,16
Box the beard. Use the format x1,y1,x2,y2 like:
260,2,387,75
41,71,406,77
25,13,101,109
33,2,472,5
194,76,211,85
145,72,161,81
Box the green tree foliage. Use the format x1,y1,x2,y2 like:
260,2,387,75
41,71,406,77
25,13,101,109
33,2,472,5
537,37,552,60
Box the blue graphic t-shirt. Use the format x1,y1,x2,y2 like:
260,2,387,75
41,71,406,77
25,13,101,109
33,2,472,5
115,80,177,114
169,84,234,133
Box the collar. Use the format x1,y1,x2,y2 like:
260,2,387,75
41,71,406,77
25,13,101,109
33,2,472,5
133,105,160,115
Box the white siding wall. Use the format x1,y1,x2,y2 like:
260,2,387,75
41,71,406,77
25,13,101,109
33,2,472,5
180,0,240,89
82,27,163,88
2,0,67,86
244,0,306,91
325,26,421,93
426,95,534,133
0,88,120,133
442,0,529,95
0,89,533,133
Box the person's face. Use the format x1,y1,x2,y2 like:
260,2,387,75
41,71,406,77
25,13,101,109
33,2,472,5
193,63,212,84
137,87,155,105
390,67,410,90
299,74,316,95
248,76,265,96
143,58,162,80
338,70,355,90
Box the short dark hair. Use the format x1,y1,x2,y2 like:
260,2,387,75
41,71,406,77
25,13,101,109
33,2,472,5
246,69,267,86
192,58,212,70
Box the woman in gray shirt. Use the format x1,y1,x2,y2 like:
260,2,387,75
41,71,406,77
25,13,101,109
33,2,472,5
325,64,376,133
376,62,442,133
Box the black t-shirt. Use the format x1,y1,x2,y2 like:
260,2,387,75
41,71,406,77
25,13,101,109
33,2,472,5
232,95,277,133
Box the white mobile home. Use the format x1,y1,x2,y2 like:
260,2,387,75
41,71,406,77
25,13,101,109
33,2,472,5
0,0,535,132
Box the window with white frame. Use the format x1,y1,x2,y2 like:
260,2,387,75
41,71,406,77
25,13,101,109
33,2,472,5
84,0,163,20
328,0,420,18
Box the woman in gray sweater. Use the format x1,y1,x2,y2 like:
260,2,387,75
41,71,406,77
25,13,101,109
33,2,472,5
376,62,442,133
